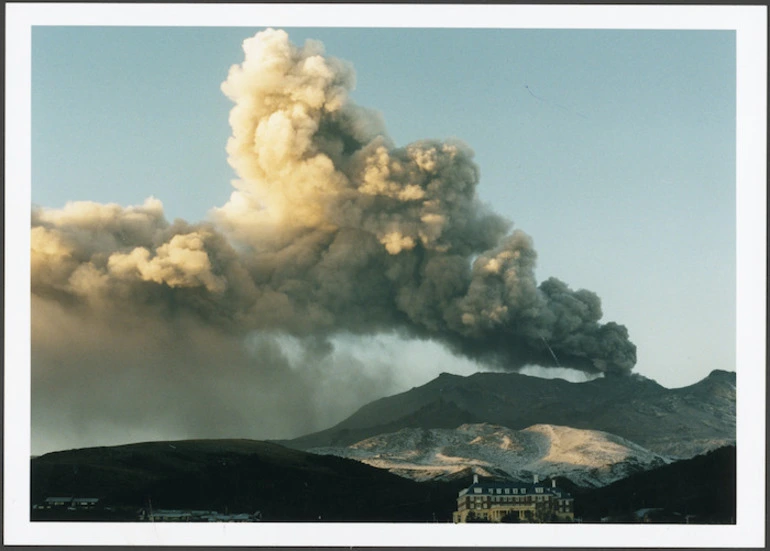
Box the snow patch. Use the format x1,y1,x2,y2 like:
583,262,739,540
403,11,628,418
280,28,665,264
309,423,671,487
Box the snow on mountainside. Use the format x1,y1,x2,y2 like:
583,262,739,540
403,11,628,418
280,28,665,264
285,370,735,459
309,423,671,487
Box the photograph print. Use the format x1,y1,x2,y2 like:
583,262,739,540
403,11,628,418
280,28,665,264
6,3,766,548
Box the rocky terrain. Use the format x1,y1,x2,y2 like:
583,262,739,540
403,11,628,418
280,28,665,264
310,423,671,487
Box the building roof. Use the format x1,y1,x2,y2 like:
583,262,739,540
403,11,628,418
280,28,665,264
459,481,573,499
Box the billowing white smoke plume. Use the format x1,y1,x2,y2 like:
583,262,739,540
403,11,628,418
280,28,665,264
31,29,635,452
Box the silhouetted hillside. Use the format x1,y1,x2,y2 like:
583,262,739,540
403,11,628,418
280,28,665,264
573,446,736,523
31,439,464,522
31,440,735,523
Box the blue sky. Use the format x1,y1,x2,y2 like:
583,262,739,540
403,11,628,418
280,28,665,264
32,26,736,388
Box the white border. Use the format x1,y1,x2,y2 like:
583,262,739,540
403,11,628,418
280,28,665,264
2,3,764,30
5,3,767,548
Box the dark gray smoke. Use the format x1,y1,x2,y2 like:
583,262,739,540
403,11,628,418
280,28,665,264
31,29,635,452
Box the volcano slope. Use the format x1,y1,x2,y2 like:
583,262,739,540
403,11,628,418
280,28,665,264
282,370,735,460
308,423,671,487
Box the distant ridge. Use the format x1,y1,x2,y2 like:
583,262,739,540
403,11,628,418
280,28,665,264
282,370,735,458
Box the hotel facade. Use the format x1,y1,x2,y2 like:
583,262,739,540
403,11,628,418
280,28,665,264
453,475,574,523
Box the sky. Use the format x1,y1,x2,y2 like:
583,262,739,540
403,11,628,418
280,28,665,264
32,26,736,390
29,26,738,455
7,3,767,549
32,23,736,460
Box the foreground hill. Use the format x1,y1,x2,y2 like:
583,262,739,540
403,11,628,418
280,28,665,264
573,445,736,523
283,370,735,458
31,439,463,521
309,423,670,487
30,439,735,524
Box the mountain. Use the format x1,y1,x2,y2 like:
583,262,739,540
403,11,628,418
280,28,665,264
30,438,735,524
30,439,464,522
283,370,735,459
308,423,670,487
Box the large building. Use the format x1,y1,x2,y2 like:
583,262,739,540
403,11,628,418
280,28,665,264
453,475,574,523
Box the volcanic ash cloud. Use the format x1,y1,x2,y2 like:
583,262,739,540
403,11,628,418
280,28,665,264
32,28,637,374
30,28,637,449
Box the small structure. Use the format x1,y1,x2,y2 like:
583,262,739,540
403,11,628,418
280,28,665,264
37,496,101,510
72,497,100,509
139,508,262,522
149,509,193,522
43,497,73,509
453,474,574,523
203,513,255,522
